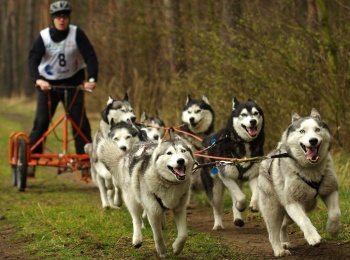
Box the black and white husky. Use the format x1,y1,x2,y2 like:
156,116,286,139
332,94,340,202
98,137,195,258
94,120,145,209
258,109,341,257
139,111,165,141
88,93,136,183
200,97,264,229
179,95,215,150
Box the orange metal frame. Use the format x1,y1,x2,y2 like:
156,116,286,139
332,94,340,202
8,89,91,181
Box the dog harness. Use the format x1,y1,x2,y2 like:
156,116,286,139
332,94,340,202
154,194,169,210
267,150,324,197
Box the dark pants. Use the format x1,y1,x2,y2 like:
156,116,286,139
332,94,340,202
29,88,92,154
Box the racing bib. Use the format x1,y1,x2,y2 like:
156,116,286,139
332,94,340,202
38,25,86,80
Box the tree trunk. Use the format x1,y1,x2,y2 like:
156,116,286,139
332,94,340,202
25,0,36,96
221,0,241,45
163,0,186,74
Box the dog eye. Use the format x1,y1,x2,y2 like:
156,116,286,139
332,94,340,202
181,149,186,153
121,109,126,112
114,138,119,141
241,113,247,117
254,112,259,116
195,109,201,113
315,128,320,132
166,151,172,155
300,130,305,134
126,136,131,139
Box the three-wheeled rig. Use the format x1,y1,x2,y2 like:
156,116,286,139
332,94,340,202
8,86,91,191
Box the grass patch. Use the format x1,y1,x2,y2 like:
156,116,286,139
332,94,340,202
0,98,239,259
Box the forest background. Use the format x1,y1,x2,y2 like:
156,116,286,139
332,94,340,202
1,0,349,152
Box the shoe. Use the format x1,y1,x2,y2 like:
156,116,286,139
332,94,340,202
27,166,36,177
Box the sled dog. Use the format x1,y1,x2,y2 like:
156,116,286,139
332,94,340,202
180,95,215,196
140,111,165,141
88,93,136,183
200,97,264,229
100,137,195,257
93,120,145,209
179,94,215,150
258,108,341,257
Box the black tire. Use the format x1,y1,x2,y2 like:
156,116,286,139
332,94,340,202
11,139,17,186
11,166,17,187
16,138,27,192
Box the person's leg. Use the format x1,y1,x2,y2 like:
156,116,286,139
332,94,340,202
66,89,92,154
29,89,59,153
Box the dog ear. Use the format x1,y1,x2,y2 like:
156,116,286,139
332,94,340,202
124,93,129,101
232,97,239,111
186,95,192,105
140,111,147,124
202,95,210,105
310,108,321,120
291,111,300,122
107,96,113,105
101,109,109,124
110,118,116,128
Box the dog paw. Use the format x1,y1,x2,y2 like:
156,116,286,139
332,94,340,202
274,249,291,257
234,219,245,227
306,234,321,247
213,225,224,231
282,242,291,249
249,206,259,213
327,220,341,237
134,242,142,248
102,206,110,211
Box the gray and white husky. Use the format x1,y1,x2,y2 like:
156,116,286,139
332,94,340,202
180,95,215,150
93,120,145,209
88,93,136,184
200,97,264,229
258,108,341,257
140,111,165,141
99,137,195,258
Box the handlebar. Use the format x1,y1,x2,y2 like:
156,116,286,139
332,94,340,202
34,84,93,92
49,85,93,92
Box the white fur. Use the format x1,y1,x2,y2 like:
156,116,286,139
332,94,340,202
258,109,341,257
103,138,195,258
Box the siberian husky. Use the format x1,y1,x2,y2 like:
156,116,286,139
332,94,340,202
179,95,215,150
93,120,145,209
200,97,264,229
99,137,195,257
180,95,215,197
258,108,341,257
88,93,136,183
140,111,165,141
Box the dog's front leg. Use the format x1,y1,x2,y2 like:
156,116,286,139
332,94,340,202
321,191,341,236
147,210,167,258
172,204,188,255
248,176,259,212
96,174,110,209
284,203,321,246
220,175,246,227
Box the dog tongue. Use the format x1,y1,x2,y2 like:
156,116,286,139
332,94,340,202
174,166,186,177
305,147,317,160
247,127,257,136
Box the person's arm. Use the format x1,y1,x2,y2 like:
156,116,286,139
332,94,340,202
28,35,50,91
28,35,46,82
76,27,98,90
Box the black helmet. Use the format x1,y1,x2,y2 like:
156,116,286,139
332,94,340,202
50,1,72,15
